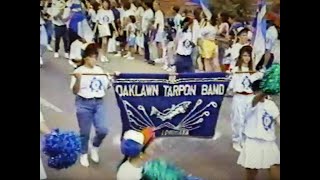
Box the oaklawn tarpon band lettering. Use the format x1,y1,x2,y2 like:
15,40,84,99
115,84,225,97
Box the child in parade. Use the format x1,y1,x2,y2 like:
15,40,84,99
227,46,264,152
124,15,137,60
237,80,280,180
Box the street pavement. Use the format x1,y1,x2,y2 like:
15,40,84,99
40,50,280,180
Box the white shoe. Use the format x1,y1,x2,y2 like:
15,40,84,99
232,143,242,152
162,65,168,70
54,53,59,58
64,53,69,59
90,147,99,163
101,56,106,62
114,53,121,57
47,45,53,52
79,154,89,167
127,56,134,60
154,58,163,63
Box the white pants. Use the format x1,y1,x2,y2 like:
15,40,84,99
231,94,254,144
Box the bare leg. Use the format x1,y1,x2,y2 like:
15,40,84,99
245,168,258,180
197,57,204,71
204,59,214,72
156,42,162,59
269,165,280,180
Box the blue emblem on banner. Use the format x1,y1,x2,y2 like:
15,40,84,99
113,73,230,138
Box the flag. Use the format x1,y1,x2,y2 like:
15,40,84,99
112,73,230,138
252,0,267,65
199,0,212,20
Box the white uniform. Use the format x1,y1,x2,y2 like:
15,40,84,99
141,9,154,34
176,29,193,56
228,66,264,144
154,10,165,43
40,109,47,180
70,66,110,98
96,9,115,37
117,160,143,180
237,97,280,169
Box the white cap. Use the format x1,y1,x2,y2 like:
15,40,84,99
123,130,144,145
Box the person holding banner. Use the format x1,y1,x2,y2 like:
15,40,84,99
174,17,195,73
227,46,263,152
237,80,280,180
70,43,119,167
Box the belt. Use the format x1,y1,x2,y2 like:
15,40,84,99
77,96,103,100
177,54,191,57
235,92,253,95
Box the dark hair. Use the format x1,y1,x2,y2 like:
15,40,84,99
143,0,154,9
251,80,262,92
173,5,180,13
229,13,237,20
193,7,202,22
129,15,136,23
122,0,131,10
210,13,218,26
91,1,100,12
83,43,99,58
220,12,229,23
101,0,111,10
133,0,142,7
237,45,253,71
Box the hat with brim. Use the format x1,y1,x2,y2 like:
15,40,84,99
121,130,145,157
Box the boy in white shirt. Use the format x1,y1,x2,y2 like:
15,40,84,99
237,80,280,180
141,0,154,64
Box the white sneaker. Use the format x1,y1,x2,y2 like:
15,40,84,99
79,154,89,167
64,53,69,59
123,53,130,58
114,53,121,57
127,56,135,60
104,56,110,62
154,58,163,64
232,143,242,152
54,53,59,58
90,146,99,163
47,45,53,52
162,64,168,70
101,56,106,62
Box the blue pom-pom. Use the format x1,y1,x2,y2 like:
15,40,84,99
43,129,81,170
120,139,142,157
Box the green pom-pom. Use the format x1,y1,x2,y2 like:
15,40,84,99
142,159,186,180
260,64,280,95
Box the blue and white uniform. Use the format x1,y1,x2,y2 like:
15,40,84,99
237,97,280,169
175,28,194,73
228,66,263,146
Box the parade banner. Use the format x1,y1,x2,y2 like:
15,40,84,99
113,73,230,138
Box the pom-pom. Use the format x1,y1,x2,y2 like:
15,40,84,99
42,129,81,170
120,139,143,157
260,64,280,95
142,159,189,180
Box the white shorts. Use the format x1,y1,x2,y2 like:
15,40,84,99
237,138,280,169
98,24,111,38
154,31,164,43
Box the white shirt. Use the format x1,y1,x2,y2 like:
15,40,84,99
135,7,144,18
126,23,136,37
48,6,69,26
40,109,44,123
176,29,193,56
174,13,183,30
141,9,154,33
228,66,263,93
88,9,97,23
244,97,280,141
154,10,164,32
200,25,217,40
130,3,137,12
40,15,45,25
122,9,135,27
70,66,110,98
117,161,142,180
96,9,115,25
69,40,84,60
192,19,200,44
266,26,278,51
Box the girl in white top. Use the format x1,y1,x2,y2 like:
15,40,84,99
70,43,119,167
153,1,165,61
237,80,280,180
95,0,117,62
227,46,264,152
124,16,137,60
40,109,51,180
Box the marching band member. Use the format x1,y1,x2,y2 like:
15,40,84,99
40,109,51,180
95,0,117,62
70,43,119,167
174,17,195,73
237,80,280,180
227,46,263,152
